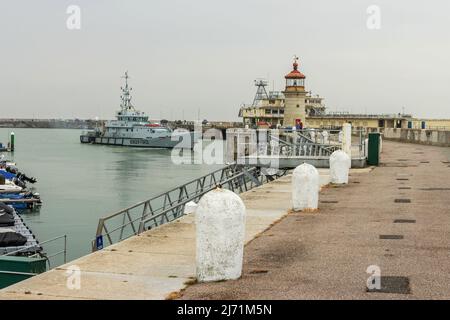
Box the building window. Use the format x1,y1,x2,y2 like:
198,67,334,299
296,104,300,108
286,79,305,87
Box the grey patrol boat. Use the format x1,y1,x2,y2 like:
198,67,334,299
80,72,195,149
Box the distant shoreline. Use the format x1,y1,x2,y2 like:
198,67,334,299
0,119,101,129
0,119,243,130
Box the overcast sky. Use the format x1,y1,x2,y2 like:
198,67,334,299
1,0,449,120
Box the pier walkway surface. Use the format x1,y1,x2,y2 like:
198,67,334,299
0,164,335,299
180,141,450,299
0,141,449,299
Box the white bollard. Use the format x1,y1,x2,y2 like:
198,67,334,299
342,123,352,160
184,201,198,215
322,131,329,144
330,150,351,184
364,138,369,158
379,135,383,154
292,163,319,211
196,188,246,282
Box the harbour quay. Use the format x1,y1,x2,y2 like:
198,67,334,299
0,139,449,299
1,57,449,301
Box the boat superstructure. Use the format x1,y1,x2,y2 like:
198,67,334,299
80,72,194,148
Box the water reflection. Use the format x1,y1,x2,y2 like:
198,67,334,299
0,128,221,261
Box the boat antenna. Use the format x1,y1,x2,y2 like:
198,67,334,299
120,71,134,111
122,71,129,86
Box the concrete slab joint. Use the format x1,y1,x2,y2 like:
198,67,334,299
195,188,246,282
292,163,319,211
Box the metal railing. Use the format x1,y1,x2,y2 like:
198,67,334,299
92,164,285,251
229,128,367,161
427,126,450,131
309,112,413,118
280,130,342,156
1,234,67,271
247,129,342,157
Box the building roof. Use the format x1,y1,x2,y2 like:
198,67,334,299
307,113,413,120
285,61,306,79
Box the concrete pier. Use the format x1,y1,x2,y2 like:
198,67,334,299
1,140,449,299
180,141,450,299
0,167,336,299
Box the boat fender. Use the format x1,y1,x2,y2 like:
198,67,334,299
0,202,14,214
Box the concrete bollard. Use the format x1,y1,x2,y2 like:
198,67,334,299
342,123,352,159
322,131,329,144
292,163,319,211
184,201,198,215
196,188,246,282
379,135,383,154
330,150,351,184
364,138,369,158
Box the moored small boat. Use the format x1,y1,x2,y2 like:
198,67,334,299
0,158,41,211
0,203,46,289
0,143,10,152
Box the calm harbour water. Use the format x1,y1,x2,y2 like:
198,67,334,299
0,128,221,263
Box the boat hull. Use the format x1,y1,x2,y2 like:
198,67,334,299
0,256,47,289
80,133,196,149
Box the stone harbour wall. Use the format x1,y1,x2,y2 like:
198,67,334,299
383,128,450,147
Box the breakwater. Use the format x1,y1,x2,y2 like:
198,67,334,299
383,128,450,147
0,119,100,129
0,119,243,132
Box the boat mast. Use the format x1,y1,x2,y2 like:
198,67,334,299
120,71,134,111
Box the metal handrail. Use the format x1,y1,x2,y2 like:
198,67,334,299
94,165,238,236
137,167,263,233
95,165,239,224
96,166,253,241
0,270,39,276
92,165,282,251
1,234,67,270
269,131,341,157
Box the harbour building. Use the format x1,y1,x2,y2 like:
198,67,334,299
239,58,450,131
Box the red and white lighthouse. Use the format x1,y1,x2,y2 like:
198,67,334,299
283,56,307,128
